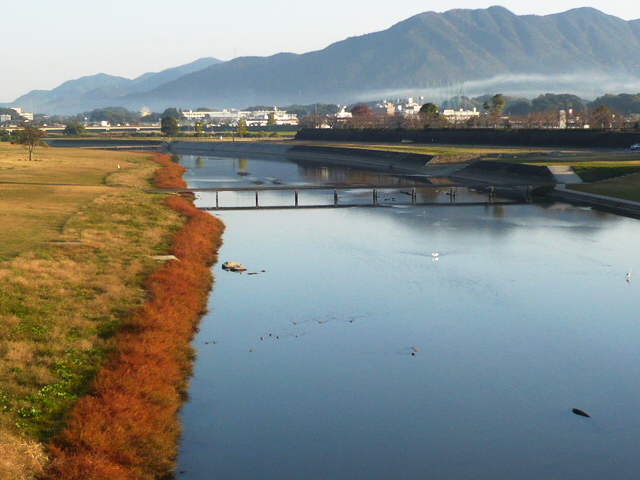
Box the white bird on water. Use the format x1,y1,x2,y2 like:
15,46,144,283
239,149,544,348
627,268,632,282
431,252,440,258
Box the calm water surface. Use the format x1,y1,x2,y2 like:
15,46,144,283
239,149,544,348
177,154,640,480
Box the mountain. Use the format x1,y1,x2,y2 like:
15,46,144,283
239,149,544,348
129,7,640,110
7,7,640,114
5,57,221,115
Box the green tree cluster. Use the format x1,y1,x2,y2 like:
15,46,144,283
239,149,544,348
63,122,86,136
82,107,140,125
161,116,181,136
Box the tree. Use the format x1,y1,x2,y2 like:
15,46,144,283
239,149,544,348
87,107,140,125
13,122,46,161
194,120,204,136
419,102,438,116
161,116,180,136
237,118,248,137
351,105,374,116
162,107,182,120
267,112,277,126
491,94,506,115
591,104,614,130
419,102,440,127
63,122,86,136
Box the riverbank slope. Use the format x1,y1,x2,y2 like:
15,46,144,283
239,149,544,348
0,145,224,479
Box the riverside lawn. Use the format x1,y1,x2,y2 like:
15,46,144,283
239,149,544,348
0,144,187,479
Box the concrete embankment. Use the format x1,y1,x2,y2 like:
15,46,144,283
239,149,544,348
45,139,168,150
550,188,640,219
296,127,640,149
169,141,438,174
451,160,557,186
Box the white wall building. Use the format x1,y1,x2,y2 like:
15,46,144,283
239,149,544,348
181,108,298,126
333,106,352,119
11,107,34,121
442,108,480,123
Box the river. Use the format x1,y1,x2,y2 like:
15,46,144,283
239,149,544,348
176,152,640,480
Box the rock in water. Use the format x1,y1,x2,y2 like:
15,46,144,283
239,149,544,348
222,261,247,272
572,408,590,418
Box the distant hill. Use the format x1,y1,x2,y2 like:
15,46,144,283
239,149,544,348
5,58,221,115
6,7,640,114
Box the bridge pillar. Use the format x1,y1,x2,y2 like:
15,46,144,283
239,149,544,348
216,191,219,209
411,188,416,205
255,190,259,208
295,189,299,207
373,189,378,206
334,189,338,206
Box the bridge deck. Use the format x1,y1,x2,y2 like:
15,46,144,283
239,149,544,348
152,181,555,194
199,199,527,211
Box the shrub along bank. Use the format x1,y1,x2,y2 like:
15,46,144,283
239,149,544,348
43,154,224,479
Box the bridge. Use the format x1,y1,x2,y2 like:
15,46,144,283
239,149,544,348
153,182,556,210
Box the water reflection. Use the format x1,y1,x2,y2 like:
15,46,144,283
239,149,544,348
177,153,640,480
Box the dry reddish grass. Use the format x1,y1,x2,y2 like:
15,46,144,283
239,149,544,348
43,155,225,480
151,153,187,189
0,432,47,480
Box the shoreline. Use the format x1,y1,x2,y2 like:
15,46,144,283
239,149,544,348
42,154,226,479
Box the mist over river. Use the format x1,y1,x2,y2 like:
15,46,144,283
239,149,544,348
176,153,640,480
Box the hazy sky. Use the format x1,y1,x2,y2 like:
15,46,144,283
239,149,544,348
2,0,639,103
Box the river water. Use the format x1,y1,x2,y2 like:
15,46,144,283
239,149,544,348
176,153,640,480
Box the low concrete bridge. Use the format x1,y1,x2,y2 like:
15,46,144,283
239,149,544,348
153,182,556,210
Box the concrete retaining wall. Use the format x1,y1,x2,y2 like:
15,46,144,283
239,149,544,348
296,128,640,149
45,139,168,149
168,141,435,173
452,160,557,185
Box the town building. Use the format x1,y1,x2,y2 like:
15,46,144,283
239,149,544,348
442,107,480,123
395,98,422,115
333,106,352,120
10,107,34,121
181,108,298,126
375,101,396,115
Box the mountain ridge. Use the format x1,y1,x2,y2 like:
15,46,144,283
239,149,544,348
5,7,640,115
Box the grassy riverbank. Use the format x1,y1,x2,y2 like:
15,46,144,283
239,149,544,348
0,144,224,479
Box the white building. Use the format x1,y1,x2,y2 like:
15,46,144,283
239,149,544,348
11,107,34,121
397,98,422,115
0,114,11,123
442,108,480,123
333,106,352,119
181,108,298,126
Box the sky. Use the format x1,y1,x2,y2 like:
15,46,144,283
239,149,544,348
2,0,640,103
